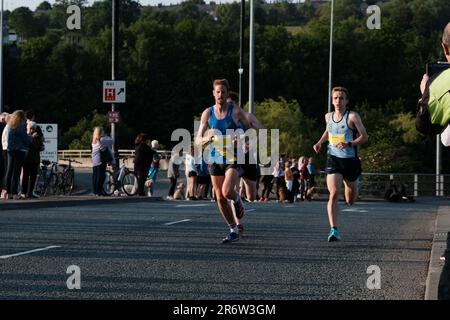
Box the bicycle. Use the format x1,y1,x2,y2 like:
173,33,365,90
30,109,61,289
58,158,83,195
103,156,138,196
34,160,60,197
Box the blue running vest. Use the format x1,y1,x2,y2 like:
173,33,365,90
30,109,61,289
327,110,357,158
208,104,240,164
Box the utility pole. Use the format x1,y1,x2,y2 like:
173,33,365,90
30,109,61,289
111,0,119,152
248,0,255,114
238,0,245,109
0,0,4,113
327,0,335,113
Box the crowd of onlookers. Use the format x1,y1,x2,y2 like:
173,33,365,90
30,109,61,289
0,110,45,200
161,151,318,203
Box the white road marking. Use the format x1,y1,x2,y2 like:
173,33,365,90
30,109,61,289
0,246,61,259
342,208,368,212
175,204,209,208
246,209,256,212
163,219,192,226
283,205,295,208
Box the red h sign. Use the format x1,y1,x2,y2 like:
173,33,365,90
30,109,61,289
104,88,116,101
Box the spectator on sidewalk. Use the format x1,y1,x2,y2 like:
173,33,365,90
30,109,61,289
5,110,34,200
21,122,44,199
167,149,182,200
91,126,114,196
134,133,154,197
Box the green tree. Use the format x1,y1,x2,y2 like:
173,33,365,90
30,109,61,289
9,7,43,39
253,98,318,159
36,1,52,11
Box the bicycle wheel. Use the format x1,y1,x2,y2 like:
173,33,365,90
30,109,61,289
34,170,46,197
45,173,59,196
121,171,138,196
103,170,115,196
63,170,75,195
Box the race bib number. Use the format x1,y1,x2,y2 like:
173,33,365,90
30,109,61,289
329,133,345,145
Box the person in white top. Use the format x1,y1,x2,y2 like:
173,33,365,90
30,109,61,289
91,126,114,196
185,145,198,200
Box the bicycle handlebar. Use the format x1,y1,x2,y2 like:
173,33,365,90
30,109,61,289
60,158,83,164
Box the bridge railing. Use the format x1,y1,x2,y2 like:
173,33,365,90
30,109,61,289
58,150,449,197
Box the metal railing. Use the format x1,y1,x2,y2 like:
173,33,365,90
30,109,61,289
58,150,449,197
58,149,171,159
313,172,449,198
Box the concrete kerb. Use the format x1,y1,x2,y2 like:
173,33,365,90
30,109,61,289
0,196,163,211
425,205,450,300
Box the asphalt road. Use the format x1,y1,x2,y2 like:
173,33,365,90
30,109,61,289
0,198,445,300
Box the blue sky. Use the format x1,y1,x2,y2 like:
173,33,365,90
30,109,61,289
3,0,241,11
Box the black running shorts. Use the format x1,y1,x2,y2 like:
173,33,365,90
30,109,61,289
208,163,241,176
325,155,361,182
241,164,258,181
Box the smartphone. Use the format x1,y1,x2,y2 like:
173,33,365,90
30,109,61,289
426,62,450,77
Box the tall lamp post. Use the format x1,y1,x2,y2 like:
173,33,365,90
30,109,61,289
111,0,119,152
327,0,335,113
248,0,255,114
238,0,245,109
0,0,4,113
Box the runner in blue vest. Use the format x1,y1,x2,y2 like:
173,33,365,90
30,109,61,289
313,87,368,242
196,79,251,243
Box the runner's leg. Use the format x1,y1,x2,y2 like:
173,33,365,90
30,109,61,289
326,173,343,228
343,179,358,205
211,175,235,225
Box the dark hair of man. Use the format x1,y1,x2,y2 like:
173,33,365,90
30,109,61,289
135,133,149,145
25,110,35,120
228,91,239,104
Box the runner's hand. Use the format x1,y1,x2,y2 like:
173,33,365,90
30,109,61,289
313,143,321,154
335,142,348,150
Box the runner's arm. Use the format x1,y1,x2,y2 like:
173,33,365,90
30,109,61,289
313,113,330,153
247,113,264,130
195,108,212,146
348,112,369,146
234,106,251,130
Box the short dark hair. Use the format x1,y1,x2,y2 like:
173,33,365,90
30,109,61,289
332,87,350,100
228,91,239,104
213,79,230,91
25,110,35,120
135,133,149,145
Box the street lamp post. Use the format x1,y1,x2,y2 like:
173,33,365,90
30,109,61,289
238,0,245,109
111,0,119,153
248,0,255,114
327,0,335,113
0,0,4,113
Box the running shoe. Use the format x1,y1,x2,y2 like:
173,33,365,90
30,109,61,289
222,231,240,244
233,196,245,219
328,228,341,242
237,224,245,237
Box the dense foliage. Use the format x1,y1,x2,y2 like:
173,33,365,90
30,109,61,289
3,0,449,172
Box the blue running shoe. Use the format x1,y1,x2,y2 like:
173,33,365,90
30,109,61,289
233,196,245,219
222,231,240,244
328,228,341,242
